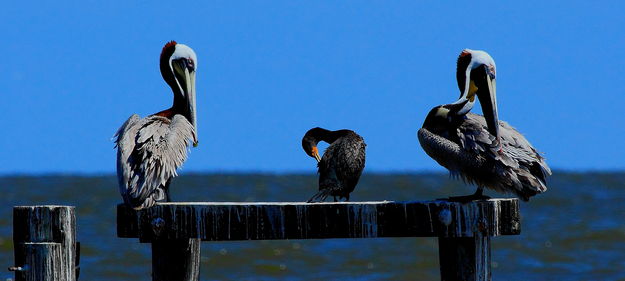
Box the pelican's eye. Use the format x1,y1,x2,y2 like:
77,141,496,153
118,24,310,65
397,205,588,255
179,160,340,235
186,58,195,71
487,64,496,79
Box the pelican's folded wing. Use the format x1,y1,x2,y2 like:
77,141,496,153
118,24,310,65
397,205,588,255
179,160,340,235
114,114,196,209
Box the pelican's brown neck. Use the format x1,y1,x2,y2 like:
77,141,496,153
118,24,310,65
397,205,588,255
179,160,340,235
154,108,175,118
456,50,472,98
153,41,189,119
159,41,186,111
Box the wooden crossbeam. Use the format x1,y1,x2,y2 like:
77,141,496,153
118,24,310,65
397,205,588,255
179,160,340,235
117,199,520,242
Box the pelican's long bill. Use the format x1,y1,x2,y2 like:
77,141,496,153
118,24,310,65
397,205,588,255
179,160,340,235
185,67,198,147
172,58,198,147
474,64,499,144
450,49,500,146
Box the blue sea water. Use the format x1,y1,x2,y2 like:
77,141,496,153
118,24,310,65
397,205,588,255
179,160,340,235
1,173,624,280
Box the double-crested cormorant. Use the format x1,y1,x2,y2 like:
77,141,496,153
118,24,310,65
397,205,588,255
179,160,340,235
418,49,551,201
302,127,366,202
114,41,199,209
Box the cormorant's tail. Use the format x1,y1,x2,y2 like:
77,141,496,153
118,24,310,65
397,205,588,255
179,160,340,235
307,189,333,203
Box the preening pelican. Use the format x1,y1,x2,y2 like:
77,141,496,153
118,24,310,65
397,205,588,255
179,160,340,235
302,127,366,202
418,49,551,201
114,41,198,209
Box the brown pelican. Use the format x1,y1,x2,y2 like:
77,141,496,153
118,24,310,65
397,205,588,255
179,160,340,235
302,128,366,202
418,49,551,201
114,41,198,209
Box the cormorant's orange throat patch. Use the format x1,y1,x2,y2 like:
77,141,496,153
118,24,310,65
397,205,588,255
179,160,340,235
311,146,319,156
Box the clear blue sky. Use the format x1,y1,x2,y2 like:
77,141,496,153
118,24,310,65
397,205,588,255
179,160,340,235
1,1,623,174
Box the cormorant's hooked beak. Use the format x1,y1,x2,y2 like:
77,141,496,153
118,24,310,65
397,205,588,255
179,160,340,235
172,58,198,147
473,64,499,145
311,146,321,163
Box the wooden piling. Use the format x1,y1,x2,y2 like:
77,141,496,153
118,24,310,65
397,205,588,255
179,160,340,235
117,199,520,280
10,242,64,281
12,206,77,281
438,236,491,281
152,239,201,281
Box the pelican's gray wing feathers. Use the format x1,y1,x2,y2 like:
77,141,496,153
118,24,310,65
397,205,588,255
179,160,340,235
115,114,141,202
114,114,196,209
457,113,551,197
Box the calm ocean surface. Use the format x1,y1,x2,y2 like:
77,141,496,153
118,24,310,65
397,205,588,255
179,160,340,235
1,173,624,280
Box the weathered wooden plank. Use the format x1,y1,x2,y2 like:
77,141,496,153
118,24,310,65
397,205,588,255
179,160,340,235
9,242,65,281
117,199,520,241
152,239,201,281
13,206,76,281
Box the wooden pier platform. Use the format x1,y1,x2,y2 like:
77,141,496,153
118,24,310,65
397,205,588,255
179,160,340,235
118,199,519,241
117,199,520,281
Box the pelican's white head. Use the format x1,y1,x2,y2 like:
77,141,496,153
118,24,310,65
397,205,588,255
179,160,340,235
160,41,199,147
452,49,500,144
171,44,198,71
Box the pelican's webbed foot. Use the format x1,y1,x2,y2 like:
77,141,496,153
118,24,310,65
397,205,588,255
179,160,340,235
445,194,491,203
439,188,490,203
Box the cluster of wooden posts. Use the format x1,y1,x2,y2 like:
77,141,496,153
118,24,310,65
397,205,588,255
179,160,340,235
9,206,78,281
10,199,520,281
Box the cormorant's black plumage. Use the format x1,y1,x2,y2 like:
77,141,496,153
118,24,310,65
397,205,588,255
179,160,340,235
302,128,366,202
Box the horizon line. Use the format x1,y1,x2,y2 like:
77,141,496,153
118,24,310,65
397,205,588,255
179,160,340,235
1,168,623,177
